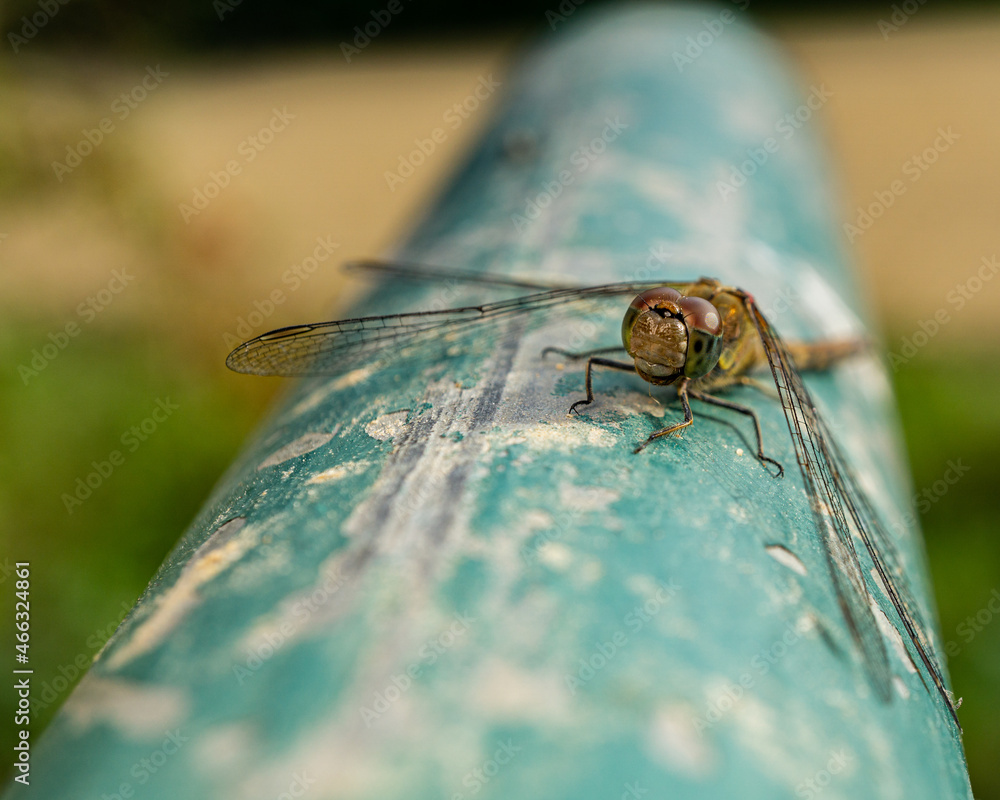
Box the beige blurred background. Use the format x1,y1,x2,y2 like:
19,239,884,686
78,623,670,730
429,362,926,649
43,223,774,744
3,14,999,347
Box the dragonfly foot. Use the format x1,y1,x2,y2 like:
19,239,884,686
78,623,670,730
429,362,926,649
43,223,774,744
568,399,591,415
759,455,784,478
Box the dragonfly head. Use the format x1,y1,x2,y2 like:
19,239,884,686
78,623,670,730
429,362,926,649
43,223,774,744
621,288,724,383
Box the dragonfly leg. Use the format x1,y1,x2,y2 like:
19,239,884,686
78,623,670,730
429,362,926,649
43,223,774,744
542,345,626,361
568,357,636,415
634,379,694,454
687,388,784,478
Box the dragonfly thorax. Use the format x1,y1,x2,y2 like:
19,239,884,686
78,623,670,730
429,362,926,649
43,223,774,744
621,287,724,385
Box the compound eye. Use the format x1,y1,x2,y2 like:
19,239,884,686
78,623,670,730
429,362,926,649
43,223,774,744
633,287,683,310
678,297,723,379
621,287,683,350
677,296,722,336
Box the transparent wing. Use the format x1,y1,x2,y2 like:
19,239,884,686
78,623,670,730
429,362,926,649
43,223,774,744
818,412,960,724
226,280,688,377
744,296,960,731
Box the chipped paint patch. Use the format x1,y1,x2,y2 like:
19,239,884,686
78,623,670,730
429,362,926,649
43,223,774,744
239,552,353,652
577,558,604,584
647,705,714,777
365,410,410,441
63,677,188,738
727,502,750,523
287,369,374,419
523,509,555,530
105,517,258,669
470,658,570,721
488,422,620,452
611,391,668,419
626,574,660,597
731,694,835,786
537,541,573,570
766,544,808,576
257,430,338,470
307,460,372,484
193,722,256,772
332,366,375,390
558,482,620,511
192,516,246,561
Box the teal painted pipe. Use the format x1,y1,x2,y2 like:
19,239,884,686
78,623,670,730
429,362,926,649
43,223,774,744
8,5,971,799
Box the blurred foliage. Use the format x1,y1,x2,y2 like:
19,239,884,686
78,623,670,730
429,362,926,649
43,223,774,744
0,317,274,774
891,349,1000,800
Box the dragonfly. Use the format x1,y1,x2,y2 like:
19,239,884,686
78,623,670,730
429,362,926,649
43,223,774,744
227,258,961,731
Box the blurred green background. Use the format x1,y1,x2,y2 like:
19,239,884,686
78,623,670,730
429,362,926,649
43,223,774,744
1,1,998,797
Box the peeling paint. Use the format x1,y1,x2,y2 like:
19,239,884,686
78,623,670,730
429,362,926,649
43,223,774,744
648,705,715,777
105,517,258,669
537,541,573,570
488,421,620,451
364,410,410,441
63,677,188,738
307,460,373,484
257,429,338,470
469,659,571,721
766,544,808,576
